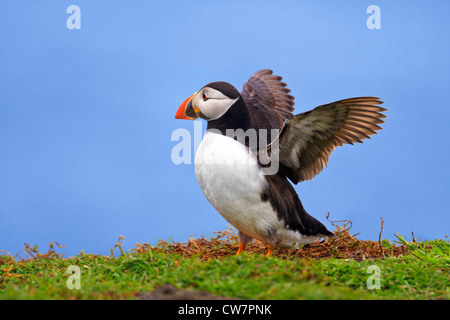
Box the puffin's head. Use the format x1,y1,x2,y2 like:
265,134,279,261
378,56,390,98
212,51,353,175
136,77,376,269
175,81,240,121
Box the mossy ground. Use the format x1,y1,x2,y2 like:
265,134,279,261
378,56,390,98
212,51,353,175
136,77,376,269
1,223,449,300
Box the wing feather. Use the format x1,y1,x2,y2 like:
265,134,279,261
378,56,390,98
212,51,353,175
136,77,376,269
268,97,386,184
241,69,295,143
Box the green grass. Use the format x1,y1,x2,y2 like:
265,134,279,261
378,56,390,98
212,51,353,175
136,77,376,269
1,237,449,300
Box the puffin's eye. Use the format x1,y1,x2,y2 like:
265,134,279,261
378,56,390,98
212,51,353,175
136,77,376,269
202,92,209,101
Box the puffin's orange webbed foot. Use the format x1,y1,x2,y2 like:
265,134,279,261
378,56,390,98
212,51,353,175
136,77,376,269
266,245,275,257
236,243,245,256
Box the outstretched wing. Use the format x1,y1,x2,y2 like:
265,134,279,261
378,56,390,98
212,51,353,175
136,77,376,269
241,69,295,143
270,97,387,184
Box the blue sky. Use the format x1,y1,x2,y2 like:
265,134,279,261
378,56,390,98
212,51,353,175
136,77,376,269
1,1,449,257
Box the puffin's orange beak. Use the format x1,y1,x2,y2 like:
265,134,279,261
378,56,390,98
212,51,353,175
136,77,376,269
175,93,199,120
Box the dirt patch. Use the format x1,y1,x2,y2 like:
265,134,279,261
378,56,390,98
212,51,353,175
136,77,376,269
136,284,237,300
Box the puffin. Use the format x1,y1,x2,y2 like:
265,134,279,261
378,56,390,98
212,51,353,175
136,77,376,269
175,69,386,256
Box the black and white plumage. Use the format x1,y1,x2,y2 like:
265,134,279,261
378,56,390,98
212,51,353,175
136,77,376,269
175,69,386,256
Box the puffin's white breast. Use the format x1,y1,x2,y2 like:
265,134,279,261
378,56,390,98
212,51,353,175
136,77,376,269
194,132,278,243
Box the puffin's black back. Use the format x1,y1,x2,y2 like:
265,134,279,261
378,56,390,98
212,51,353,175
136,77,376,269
262,174,334,237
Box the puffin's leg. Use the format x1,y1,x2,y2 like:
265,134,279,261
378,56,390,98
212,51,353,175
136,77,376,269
266,245,275,257
237,231,253,256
